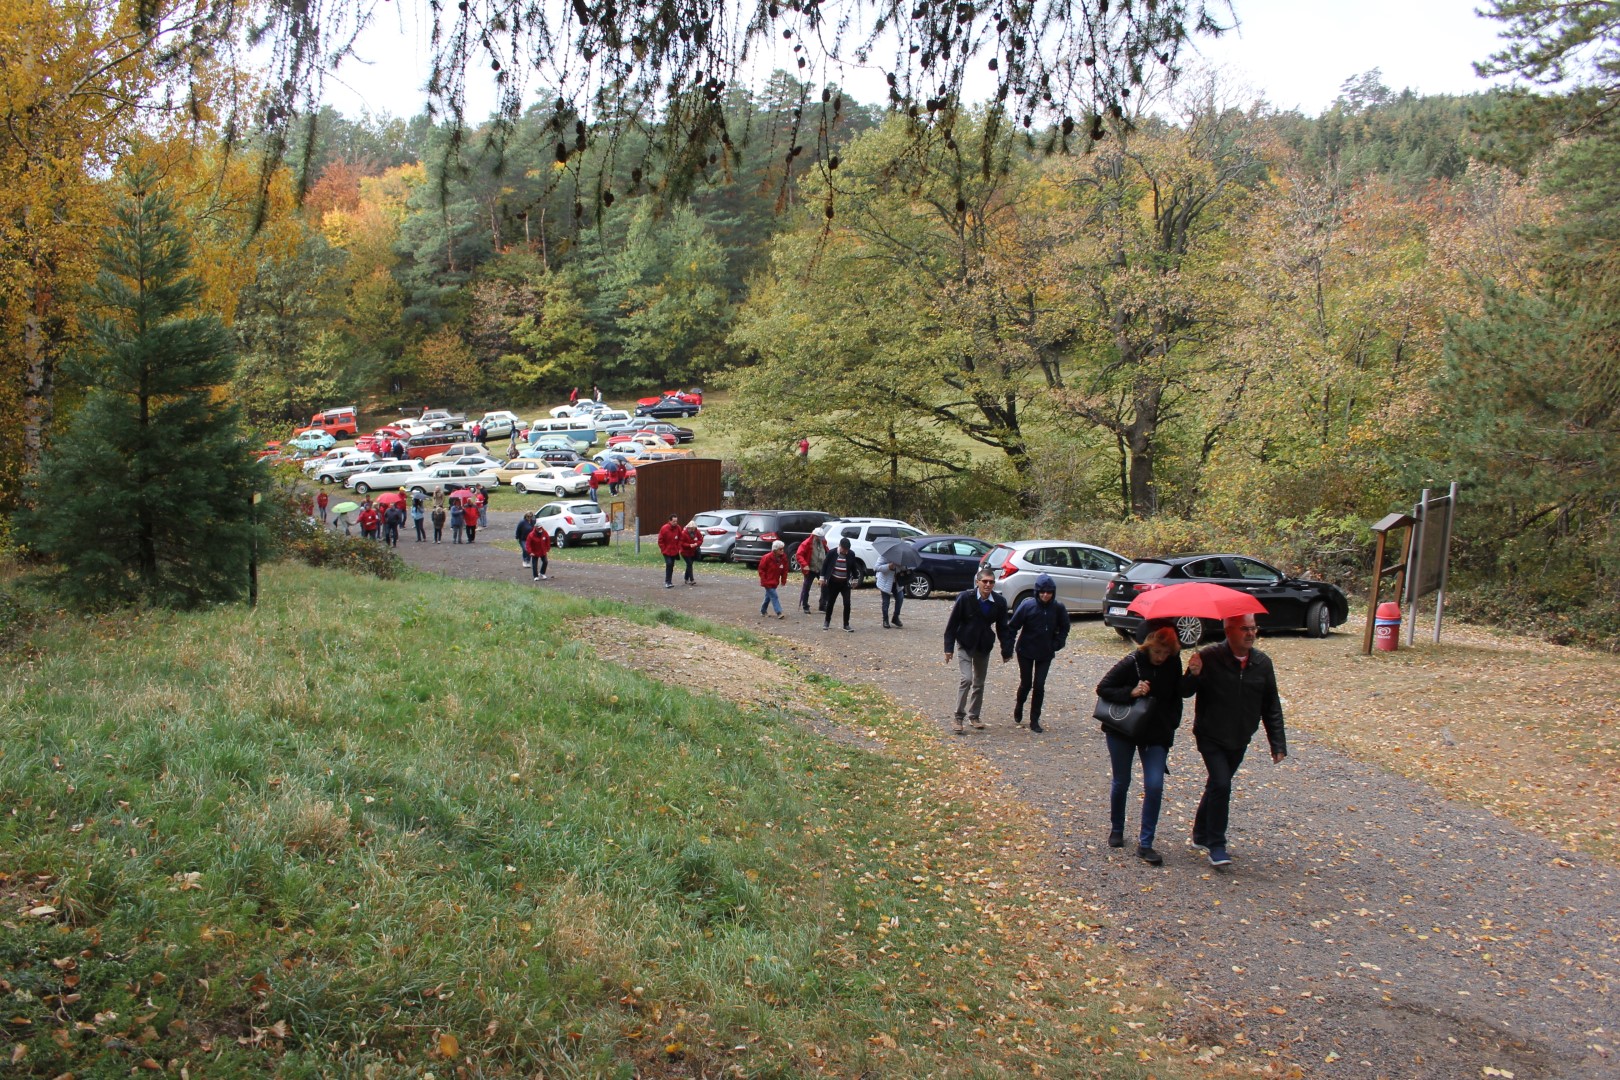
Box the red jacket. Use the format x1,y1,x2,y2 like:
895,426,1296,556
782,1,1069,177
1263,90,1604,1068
358,508,379,531
679,526,702,559
758,551,789,588
524,528,551,557
795,536,815,575
657,521,684,556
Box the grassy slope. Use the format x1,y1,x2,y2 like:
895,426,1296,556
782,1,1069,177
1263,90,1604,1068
1,564,1194,1078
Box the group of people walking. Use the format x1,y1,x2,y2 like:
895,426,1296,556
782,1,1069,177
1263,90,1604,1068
313,488,485,544
941,567,1286,869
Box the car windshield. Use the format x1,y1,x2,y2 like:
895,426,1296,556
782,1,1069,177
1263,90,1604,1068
1123,561,1173,581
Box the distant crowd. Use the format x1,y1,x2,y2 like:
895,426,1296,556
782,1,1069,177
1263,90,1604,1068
310,488,487,545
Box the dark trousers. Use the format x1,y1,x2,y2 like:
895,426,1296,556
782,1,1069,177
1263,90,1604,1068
1106,733,1169,846
799,573,815,611
433,522,444,542
530,553,548,578
822,579,851,627
664,554,678,584
414,518,425,541
683,555,696,583
1014,655,1052,723
1193,737,1249,849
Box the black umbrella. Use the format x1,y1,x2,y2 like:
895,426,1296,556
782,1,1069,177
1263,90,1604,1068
873,536,923,571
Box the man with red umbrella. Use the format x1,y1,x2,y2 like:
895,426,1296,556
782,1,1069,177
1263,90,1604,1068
1184,613,1287,869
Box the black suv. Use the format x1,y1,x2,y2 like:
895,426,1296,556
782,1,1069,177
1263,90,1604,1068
730,510,835,568
1102,553,1351,645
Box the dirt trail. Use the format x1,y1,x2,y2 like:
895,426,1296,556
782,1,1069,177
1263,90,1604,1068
389,520,1619,1079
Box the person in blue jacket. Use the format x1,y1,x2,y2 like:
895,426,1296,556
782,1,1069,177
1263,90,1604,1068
1006,573,1070,732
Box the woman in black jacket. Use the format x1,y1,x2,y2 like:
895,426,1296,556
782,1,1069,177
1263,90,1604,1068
1095,626,1196,865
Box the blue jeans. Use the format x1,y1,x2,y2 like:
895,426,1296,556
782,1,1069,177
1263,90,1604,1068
1193,738,1248,850
761,587,781,615
880,586,904,624
1106,732,1169,848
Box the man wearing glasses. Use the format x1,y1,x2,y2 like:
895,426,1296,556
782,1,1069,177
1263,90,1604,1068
944,569,1014,734
1184,614,1287,868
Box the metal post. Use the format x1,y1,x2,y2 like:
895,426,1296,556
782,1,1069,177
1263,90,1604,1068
1405,488,1429,647
249,491,261,608
634,516,640,554
1434,481,1458,643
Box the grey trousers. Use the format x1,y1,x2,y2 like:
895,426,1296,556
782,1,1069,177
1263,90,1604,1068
955,650,992,723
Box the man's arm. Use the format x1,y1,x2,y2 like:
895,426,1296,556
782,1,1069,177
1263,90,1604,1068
1260,656,1287,762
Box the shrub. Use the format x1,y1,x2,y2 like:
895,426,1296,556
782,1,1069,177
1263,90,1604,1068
261,485,403,579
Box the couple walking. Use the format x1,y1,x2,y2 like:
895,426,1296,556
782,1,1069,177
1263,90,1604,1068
943,569,1070,734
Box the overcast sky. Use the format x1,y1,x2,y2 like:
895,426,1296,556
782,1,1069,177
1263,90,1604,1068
321,0,1515,122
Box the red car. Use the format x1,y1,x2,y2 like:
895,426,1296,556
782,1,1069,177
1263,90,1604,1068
606,430,678,447
355,426,410,454
634,388,703,408
254,440,284,461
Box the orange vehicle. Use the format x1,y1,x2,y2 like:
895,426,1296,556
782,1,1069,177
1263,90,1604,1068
293,405,358,439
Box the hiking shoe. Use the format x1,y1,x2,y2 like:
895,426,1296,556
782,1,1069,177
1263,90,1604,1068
891,618,903,628
882,621,891,629
1108,829,1124,848
843,626,854,632
1029,720,1043,733
776,613,786,620
1137,846,1164,866
665,582,675,588
1013,713,1023,727
1208,847,1232,868
970,719,987,729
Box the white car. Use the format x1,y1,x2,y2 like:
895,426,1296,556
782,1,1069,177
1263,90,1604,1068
303,446,350,474
511,466,591,496
548,401,605,419
400,461,501,498
478,411,529,440
590,409,634,430
424,446,501,469
532,499,612,547
345,460,425,494
314,452,379,484
815,517,927,588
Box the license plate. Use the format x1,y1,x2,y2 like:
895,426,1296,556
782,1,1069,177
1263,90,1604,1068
1108,606,1129,616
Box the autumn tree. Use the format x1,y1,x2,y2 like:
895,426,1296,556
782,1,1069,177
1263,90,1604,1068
23,170,260,609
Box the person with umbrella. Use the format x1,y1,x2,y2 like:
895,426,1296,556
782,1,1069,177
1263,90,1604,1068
1095,625,1195,866
449,498,465,543
1007,574,1070,732
872,537,919,629
331,500,360,535
1184,613,1287,869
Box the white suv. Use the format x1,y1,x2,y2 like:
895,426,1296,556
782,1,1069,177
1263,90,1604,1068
532,499,611,547
345,460,424,495
814,518,926,588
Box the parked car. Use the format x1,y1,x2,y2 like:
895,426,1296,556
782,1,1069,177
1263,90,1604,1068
417,408,466,429
589,409,635,430
978,540,1131,614
635,389,702,408
344,460,426,495
532,499,612,547
548,401,605,418
632,421,695,444
610,432,679,452
1102,554,1352,645
812,518,927,588
424,443,495,466
398,461,500,498
634,395,701,419
535,448,585,467
904,535,996,598
401,429,471,460
292,405,358,439
477,411,529,441
302,446,350,474
511,467,591,496
314,452,379,484
254,440,284,461
731,510,836,568
691,510,748,560
288,430,337,454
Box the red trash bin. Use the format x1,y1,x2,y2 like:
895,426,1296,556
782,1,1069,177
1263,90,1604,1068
1374,601,1401,652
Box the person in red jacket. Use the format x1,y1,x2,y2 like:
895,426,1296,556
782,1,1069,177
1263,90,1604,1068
315,489,329,522
795,534,817,614
657,514,684,588
588,468,602,503
358,505,380,540
758,539,789,618
525,524,552,581
679,519,702,585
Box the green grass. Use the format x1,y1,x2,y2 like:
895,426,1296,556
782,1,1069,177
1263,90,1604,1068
1,563,1182,1077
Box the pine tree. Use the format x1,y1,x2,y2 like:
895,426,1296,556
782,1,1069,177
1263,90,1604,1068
24,169,262,609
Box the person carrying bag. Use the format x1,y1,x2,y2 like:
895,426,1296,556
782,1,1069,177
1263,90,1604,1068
1094,625,1197,866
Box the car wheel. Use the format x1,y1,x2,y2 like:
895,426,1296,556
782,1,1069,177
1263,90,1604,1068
353,482,370,494
849,560,868,589
1014,591,1033,610
553,486,566,496
1172,616,1207,647
1306,600,1331,638
905,573,932,599
553,529,567,549
598,537,610,546
1115,627,1134,640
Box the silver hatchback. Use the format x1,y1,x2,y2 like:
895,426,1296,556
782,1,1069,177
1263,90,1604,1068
693,510,748,560
979,540,1131,613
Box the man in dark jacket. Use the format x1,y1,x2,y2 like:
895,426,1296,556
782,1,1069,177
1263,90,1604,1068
819,536,856,631
1007,573,1070,732
943,569,1013,734
1185,613,1288,868
515,512,535,568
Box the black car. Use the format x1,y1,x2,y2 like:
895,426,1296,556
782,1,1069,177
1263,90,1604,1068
904,535,995,598
537,448,585,466
1102,553,1350,646
635,396,701,419
731,510,835,568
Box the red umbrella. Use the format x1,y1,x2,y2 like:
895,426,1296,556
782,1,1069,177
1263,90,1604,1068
1127,582,1268,621
374,491,406,506
449,488,476,500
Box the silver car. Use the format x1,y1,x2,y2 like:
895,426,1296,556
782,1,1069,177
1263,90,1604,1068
313,452,379,485
978,540,1131,613
693,510,748,560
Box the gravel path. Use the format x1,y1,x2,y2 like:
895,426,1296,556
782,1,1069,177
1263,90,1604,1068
385,520,1619,1079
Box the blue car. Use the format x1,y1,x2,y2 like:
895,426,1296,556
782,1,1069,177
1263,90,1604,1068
904,535,995,598
289,430,337,453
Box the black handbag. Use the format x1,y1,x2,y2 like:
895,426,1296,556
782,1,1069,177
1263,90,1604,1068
1093,655,1154,740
